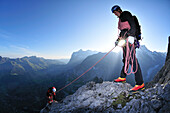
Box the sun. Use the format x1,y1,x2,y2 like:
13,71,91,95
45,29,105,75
113,46,122,53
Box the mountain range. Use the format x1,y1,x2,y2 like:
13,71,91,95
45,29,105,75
0,45,166,113
63,45,166,94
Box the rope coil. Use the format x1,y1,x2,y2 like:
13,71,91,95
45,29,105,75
124,38,138,75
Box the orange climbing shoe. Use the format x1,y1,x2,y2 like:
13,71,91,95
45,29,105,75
114,77,126,83
130,83,145,93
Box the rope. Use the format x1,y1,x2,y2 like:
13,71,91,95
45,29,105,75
124,38,138,75
56,46,116,93
118,30,138,75
124,39,138,75
24,46,116,109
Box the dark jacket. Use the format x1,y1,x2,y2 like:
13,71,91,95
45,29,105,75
118,11,136,38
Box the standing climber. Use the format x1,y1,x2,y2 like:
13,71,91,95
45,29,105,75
111,5,145,92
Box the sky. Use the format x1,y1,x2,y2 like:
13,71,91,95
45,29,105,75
0,0,170,59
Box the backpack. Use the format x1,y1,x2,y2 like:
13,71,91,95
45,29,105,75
133,16,141,40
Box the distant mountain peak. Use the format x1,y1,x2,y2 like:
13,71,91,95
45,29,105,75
23,56,39,59
78,49,83,52
67,49,98,66
139,45,151,52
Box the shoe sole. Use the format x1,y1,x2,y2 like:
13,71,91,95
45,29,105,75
130,87,145,93
114,81,126,83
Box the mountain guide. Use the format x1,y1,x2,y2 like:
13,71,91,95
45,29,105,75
111,5,145,93
45,87,58,110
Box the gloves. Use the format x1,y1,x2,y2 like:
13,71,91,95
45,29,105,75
115,41,118,46
134,38,140,48
128,36,134,44
115,38,120,46
136,34,141,40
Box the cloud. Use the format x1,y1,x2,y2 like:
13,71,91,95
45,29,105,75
42,54,70,59
0,45,71,59
0,33,9,39
9,45,39,56
0,29,11,39
7,45,70,59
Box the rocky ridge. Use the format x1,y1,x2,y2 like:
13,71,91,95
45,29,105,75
147,36,170,87
41,81,170,113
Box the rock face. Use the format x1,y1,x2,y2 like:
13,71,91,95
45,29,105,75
166,36,170,62
147,36,170,87
40,81,170,113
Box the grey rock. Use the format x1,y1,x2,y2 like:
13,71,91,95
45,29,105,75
150,99,162,110
133,99,141,110
117,104,122,109
41,81,170,113
157,85,164,95
44,82,133,112
158,102,170,113
140,103,150,113
162,84,170,102
145,88,156,98
129,108,136,113
139,91,145,96
104,108,115,113
151,95,157,99
141,96,145,100
129,96,134,100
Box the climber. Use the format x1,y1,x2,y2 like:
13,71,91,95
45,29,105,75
111,5,145,92
45,87,58,110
